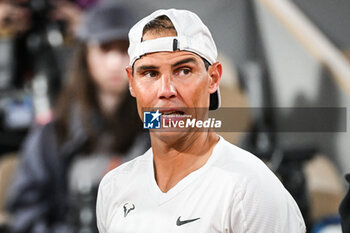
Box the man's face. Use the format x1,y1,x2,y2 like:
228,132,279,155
126,50,222,139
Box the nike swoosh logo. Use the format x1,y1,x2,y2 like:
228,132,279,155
176,216,200,226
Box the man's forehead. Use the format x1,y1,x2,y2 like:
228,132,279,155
133,50,203,68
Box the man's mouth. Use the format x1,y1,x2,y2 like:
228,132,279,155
161,110,185,116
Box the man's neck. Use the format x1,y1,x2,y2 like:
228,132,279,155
150,131,219,193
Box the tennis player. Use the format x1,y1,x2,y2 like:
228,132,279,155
96,9,306,233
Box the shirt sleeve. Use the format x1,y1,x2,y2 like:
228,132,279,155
96,181,107,233
227,175,306,233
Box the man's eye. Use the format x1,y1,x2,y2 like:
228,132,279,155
176,68,191,77
144,71,158,78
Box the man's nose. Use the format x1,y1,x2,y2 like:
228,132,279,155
158,74,177,99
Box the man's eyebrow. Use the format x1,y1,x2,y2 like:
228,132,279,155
136,65,159,73
171,58,197,68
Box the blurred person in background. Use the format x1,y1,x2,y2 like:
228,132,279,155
5,2,149,233
0,0,99,155
0,1,31,37
51,0,101,36
0,0,99,36
0,0,99,41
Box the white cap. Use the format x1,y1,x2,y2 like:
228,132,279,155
127,9,220,110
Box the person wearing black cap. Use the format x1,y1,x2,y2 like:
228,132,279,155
96,9,305,233
6,2,149,233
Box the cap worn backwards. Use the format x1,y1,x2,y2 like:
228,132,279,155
127,9,220,110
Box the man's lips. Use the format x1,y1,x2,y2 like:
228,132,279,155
160,108,185,116
159,109,189,124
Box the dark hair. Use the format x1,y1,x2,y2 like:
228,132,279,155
142,15,177,38
55,42,142,155
202,58,210,70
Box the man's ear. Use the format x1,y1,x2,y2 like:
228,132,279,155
208,62,222,94
126,67,136,97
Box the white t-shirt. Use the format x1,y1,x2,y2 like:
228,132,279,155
96,137,306,233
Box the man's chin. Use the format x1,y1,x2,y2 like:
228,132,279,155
150,129,190,143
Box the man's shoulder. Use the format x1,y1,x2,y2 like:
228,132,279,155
214,137,269,174
215,138,305,231
213,137,283,189
99,149,151,189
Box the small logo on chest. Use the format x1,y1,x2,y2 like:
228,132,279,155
123,203,135,217
176,216,200,226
